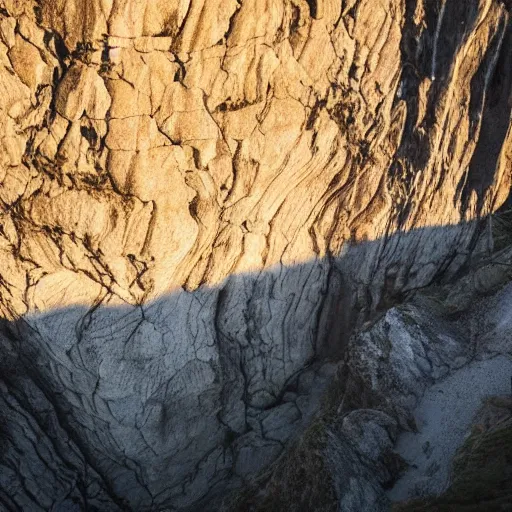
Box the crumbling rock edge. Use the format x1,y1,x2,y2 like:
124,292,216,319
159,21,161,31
220,268,512,512
2,0,512,510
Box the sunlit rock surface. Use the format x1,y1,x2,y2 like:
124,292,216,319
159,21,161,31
1,0,512,509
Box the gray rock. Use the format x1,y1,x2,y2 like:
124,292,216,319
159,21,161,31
1,0,511,510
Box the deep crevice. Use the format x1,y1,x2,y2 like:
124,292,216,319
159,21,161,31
305,0,317,19
461,18,512,212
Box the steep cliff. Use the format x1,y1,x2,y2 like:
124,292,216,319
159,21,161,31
1,0,512,510
220,254,512,511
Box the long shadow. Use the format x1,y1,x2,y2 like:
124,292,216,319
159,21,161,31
461,17,512,210
0,221,489,511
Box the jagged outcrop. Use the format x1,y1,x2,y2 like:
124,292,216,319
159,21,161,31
225,278,512,511
1,0,512,509
219,297,471,512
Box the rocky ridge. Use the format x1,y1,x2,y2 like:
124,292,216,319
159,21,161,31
1,0,512,510
223,253,512,511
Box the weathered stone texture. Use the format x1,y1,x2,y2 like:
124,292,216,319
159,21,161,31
1,0,512,509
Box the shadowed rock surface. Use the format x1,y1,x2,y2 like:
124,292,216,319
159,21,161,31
1,0,512,510
220,271,512,512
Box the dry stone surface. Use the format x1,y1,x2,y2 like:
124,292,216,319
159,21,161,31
1,0,512,509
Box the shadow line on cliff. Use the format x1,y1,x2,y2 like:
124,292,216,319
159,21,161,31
0,220,491,511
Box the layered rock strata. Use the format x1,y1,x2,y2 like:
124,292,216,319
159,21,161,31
225,278,512,512
1,0,512,509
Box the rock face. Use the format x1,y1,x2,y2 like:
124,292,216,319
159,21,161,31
1,0,512,509
222,298,470,512
226,281,512,512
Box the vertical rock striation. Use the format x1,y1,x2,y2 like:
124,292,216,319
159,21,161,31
1,0,512,509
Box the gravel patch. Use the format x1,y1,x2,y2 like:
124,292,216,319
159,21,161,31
388,355,512,501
